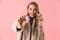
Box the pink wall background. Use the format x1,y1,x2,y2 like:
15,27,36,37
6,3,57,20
0,0,60,40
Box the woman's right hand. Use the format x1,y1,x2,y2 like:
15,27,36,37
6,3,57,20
17,15,29,28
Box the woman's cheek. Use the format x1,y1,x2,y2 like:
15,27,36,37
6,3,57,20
34,10,37,13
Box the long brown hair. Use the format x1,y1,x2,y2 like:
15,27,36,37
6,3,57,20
26,2,40,34
27,1,40,16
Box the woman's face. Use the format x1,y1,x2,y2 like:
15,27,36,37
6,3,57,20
27,4,37,17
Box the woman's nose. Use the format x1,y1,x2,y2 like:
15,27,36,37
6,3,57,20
32,10,34,13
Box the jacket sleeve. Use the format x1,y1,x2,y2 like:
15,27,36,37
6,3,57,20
38,25,45,40
12,20,24,32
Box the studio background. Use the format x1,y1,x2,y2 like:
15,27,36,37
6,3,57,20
0,0,60,40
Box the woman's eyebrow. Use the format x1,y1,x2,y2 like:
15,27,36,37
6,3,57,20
34,8,36,10
29,8,32,10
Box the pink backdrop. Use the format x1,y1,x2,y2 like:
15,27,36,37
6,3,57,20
0,0,60,40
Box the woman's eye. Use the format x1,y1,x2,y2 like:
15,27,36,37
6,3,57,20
30,8,32,10
34,9,36,10
29,8,36,11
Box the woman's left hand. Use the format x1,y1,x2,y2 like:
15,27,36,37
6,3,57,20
38,16,43,26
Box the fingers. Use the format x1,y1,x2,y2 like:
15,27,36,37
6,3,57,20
38,17,43,21
39,18,43,21
19,15,26,21
17,15,27,26
37,16,44,25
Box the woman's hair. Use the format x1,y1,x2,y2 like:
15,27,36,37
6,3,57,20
27,2,40,16
26,2,40,31
27,2,40,15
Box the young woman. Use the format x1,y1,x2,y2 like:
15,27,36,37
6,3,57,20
12,2,44,40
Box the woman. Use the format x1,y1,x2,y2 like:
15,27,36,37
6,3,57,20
12,2,44,40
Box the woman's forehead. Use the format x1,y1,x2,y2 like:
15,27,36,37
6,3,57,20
29,4,36,8
29,5,36,9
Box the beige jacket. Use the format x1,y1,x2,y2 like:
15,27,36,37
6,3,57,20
12,16,44,40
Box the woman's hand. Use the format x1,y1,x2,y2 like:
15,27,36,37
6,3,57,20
17,15,29,28
37,16,43,26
